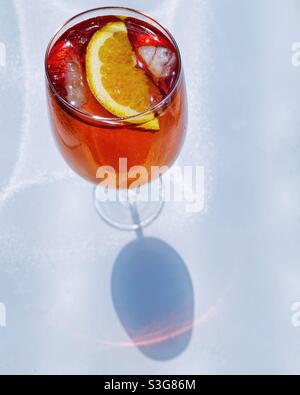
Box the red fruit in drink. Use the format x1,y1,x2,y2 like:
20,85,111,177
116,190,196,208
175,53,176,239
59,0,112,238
47,41,77,97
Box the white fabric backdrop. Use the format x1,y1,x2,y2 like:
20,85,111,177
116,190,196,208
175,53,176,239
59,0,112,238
0,0,300,374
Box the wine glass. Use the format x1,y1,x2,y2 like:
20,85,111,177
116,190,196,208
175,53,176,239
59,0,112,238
45,7,188,230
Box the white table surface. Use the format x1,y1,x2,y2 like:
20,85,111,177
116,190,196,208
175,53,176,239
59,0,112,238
1,0,300,374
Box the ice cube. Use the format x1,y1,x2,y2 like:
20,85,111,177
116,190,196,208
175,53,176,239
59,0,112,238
138,46,177,79
65,59,88,107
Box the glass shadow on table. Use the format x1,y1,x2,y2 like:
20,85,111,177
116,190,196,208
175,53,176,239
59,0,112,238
112,236,195,361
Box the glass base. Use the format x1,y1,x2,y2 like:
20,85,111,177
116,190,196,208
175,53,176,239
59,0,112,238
94,178,164,231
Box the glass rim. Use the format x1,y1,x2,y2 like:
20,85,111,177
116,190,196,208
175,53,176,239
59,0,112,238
44,6,183,125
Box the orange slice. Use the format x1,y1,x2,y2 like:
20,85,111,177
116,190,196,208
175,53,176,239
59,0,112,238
85,21,159,130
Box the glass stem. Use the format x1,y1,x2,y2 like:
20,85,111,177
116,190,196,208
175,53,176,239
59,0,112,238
128,197,144,240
